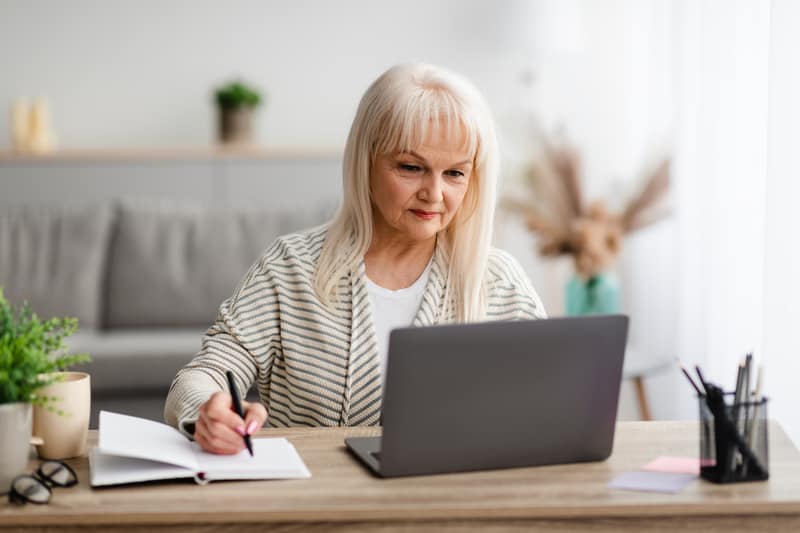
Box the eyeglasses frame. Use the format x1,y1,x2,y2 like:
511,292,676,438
8,460,79,505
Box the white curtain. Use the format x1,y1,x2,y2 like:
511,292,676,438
762,0,800,446
672,0,800,445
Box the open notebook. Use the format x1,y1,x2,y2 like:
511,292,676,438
89,411,311,487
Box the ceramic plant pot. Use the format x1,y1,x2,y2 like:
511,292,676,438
218,106,255,144
0,402,32,495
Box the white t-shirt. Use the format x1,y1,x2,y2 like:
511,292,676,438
365,259,433,385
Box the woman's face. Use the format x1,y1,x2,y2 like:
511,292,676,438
370,127,474,245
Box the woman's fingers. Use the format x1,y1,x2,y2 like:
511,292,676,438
204,392,247,432
195,418,243,455
199,409,246,446
195,391,269,453
196,392,247,454
242,400,268,435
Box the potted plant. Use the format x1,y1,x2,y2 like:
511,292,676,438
214,80,263,145
0,287,88,493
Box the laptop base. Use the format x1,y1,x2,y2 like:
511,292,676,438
345,436,383,477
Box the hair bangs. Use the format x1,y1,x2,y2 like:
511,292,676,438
373,86,478,161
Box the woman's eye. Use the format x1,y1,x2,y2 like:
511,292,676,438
399,164,421,172
446,170,465,178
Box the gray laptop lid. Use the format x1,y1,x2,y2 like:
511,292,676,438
372,314,629,477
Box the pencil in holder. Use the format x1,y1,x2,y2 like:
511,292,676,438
698,393,769,483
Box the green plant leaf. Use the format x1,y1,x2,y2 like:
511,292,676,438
0,287,90,406
215,79,264,109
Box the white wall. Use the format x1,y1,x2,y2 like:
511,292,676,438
0,1,672,169
0,0,678,419
0,0,552,149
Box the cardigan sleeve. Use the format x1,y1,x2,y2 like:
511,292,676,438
164,253,280,438
485,248,548,320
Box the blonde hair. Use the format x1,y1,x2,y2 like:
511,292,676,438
313,63,499,322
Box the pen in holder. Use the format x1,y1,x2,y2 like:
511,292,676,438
698,390,769,483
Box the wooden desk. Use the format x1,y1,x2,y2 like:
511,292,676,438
2,421,800,532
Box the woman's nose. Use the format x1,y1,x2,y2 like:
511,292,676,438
419,174,444,202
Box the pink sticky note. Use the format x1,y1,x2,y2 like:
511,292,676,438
642,456,700,475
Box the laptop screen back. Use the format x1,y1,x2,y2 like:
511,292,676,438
378,315,629,477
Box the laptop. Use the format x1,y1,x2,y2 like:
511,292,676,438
345,314,629,477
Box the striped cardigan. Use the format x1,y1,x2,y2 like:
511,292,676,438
164,225,546,434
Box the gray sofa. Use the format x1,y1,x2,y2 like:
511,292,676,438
0,199,332,427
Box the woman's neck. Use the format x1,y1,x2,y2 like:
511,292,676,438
365,233,435,290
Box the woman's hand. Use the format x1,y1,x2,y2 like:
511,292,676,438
194,391,268,454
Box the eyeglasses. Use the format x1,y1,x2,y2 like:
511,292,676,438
8,461,78,505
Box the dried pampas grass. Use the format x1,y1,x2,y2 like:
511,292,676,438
504,134,671,279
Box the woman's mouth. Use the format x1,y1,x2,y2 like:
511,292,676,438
410,209,439,220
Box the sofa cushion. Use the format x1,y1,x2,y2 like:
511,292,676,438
105,199,332,328
0,203,114,328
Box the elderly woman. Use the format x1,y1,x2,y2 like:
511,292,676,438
165,63,546,454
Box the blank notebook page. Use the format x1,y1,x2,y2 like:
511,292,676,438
191,438,311,479
98,411,198,470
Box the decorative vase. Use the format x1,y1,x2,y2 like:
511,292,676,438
0,402,32,495
565,272,620,316
218,106,255,144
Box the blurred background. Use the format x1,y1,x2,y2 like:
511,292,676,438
0,0,797,442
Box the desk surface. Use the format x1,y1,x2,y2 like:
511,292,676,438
2,421,800,532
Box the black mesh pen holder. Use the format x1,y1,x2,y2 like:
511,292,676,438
699,393,769,483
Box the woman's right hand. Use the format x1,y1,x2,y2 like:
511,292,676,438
194,391,268,454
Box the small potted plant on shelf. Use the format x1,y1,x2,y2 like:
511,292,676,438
214,80,264,145
0,287,89,493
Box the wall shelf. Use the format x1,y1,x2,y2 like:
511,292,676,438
0,146,343,163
